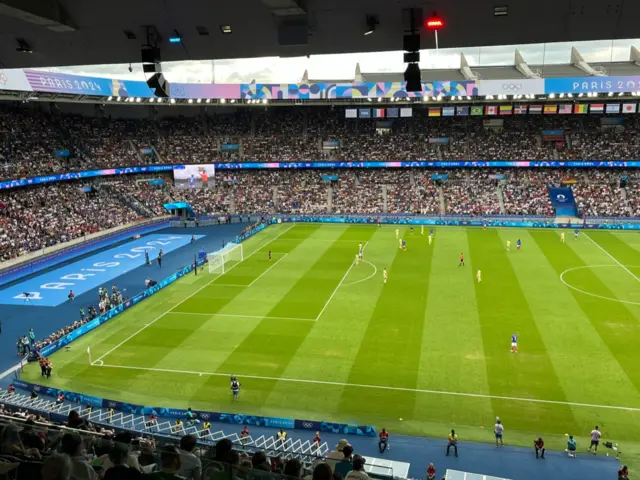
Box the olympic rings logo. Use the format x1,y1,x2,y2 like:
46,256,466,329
502,84,523,91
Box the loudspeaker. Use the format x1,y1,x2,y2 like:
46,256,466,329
147,73,170,98
404,63,422,93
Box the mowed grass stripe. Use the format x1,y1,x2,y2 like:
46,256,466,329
338,226,434,421
467,229,576,432
532,231,640,400
144,225,333,377
505,231,640,436
192,226,376,406
262,226,402,421
39,224,295,403
415,229,494,429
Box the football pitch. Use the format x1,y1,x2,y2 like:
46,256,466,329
23,223,640,456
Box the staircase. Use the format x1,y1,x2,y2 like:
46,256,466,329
497,187,506,214
102,183,154,218
438,186,446,214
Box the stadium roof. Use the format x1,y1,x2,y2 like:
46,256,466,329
1,0,639,68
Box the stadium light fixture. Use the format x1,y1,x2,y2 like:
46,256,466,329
157,98,163,103
559,93,565,98
618,92,625,96
567,93,573,98
364,15,379,36
136,97,142,103
377,97,382,102
425,13,444,50
608,92,614,97
230,99,236,103
116,96,121,102
197,98,202,103
466,96,471,100
170,98,176,104
549,93,555,99
262,98,268,104
149,98,155,103
107,96,113,101
188,99,193,104
168,31,182,44
205,98,211,103
578,92,584,98
220,25,232,34
219,98,225,104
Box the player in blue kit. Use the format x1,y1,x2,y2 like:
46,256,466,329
511,333,519,354
516,239,521,251
574,228,579,239
401,239,406,251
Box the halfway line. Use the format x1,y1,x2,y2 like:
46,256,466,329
94,363,640,413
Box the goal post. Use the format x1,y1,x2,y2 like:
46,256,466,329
207,243,244,275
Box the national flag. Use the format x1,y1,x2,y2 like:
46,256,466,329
606,103,620,114
543,105,558,114
374,108,385,118
485,105,497,115
428,107,441,117
573,104,588,114
513,105,527,114
456,106,469,116
590,103,604,113
499,105,512,115
623,103,637,114
529,105,542,114
471,106,483,116
387,107,399,118
558,104,573,114
442,106,455,117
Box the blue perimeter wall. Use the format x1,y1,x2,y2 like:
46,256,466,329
13,214,640,437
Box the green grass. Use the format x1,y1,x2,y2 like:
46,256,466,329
23,223,640,470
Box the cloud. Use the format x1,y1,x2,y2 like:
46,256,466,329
35,38,640,83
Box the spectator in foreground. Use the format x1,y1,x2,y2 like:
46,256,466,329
326,439,350,468
345,455,368,480
313,463,333,480
103,441,143,480
42,453,72,480
534,437,545,459
147,446,183,480
251,451,271,472
334,445,354,477
566,435,577,458
60,433,98,480
446,429,458,457
177,434,202,480
283,459,303,478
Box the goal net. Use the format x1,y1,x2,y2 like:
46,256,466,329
207,243,244,275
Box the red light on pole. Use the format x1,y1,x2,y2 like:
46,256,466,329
426,15,444,31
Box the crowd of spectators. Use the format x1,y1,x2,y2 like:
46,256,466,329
4,104,640,179
2,165,640,262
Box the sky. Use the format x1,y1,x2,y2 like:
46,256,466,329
35,38,640,84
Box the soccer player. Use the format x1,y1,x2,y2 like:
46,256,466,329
506,240,511,252
358,243,364,260
587,425,601,454
483,221,487,230
421,225,424,235
511,333,519,353
402,239,406,251
428,234,433,246
476,269,482,283
355,253,360,265
574,228,579,240
561,232,565,243
458,253,465,267
494,419,504,447
230,375,241,402
383,268,388,284
395,228,399,239
516,239,521,252
410,227,414,235
268,249,272,261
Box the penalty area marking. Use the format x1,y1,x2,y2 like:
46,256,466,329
93,363,640,413
342,260,378,287
560,264,640,306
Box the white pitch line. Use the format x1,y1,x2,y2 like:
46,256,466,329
94,363,640,413
167,311,315,322
342,260,378,287
248,253,288,287
91,223,296,365
583,233,640,283
315,241,368,321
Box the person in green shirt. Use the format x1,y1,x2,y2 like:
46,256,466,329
567,435,577,458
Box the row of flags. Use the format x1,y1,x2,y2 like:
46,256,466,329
426,103,639,116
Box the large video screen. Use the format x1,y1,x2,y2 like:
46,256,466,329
173,164,215,189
